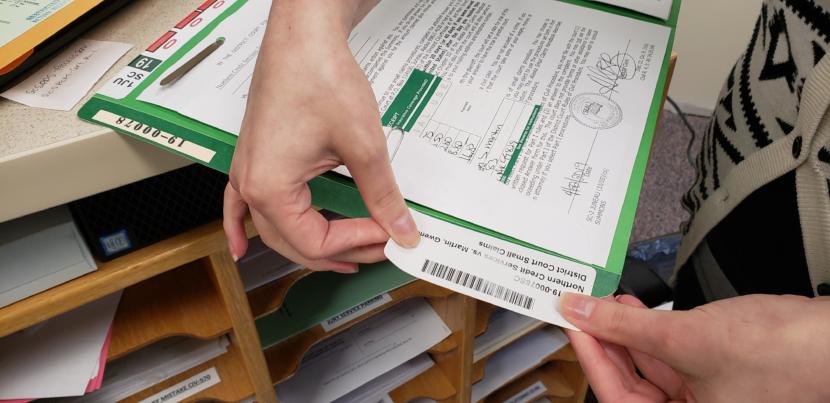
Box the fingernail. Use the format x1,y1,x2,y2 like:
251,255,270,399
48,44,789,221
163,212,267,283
391,212,420,248
232,254,239,262
559,293,596,321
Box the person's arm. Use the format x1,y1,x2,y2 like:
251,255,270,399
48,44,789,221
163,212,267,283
559,293,830,403
223,0,419,271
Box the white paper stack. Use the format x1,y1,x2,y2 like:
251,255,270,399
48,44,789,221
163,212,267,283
474,308,543,362
63,336,229,403
0,206,97,308
237,237,303,291
275,298,451,403
0,292,121,401
471,327,569,402
334,353,435,403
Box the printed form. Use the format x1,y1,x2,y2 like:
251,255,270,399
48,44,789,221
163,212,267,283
137,0,670,328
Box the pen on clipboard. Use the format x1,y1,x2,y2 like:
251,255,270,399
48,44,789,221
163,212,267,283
160,37,225,86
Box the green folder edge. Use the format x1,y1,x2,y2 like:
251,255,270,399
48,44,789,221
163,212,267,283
78,0,681,302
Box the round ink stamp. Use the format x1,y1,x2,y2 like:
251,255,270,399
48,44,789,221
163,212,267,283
569,93,623,130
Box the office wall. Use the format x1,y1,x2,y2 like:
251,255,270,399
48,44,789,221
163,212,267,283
668,0,763,115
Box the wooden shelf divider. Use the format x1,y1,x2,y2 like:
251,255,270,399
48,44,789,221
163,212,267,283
108,259,232,361
483,362,576,403
248,269,314,319
388,362,457,402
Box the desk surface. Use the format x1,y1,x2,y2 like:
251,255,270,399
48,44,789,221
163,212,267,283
0,0,203,223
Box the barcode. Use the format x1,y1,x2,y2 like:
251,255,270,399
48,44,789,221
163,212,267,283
421,259,535,310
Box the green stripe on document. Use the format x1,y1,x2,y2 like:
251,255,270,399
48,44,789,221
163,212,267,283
381,69,441,130
501,105,541,183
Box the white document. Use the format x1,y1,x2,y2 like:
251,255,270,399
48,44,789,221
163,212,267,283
589,0,673,20
139,0,669,269
275,298,451,403
333,353,435,403
1,39,132,110
66,336,229,403
0,206,97,309
237,237,303,291
474,308,542,361
0,291,121,399
471,327,569,402
0,0,71,47
386,210,594,330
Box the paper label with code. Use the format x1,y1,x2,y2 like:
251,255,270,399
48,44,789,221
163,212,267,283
504,380,547,403
385,210,596,330
321,293,393,332
139,367,220,403
92,110,216,163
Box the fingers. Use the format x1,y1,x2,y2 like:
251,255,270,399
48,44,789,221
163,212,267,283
559,293,687,364
223,183,250,260
565,329,639,401
251,182,391,260
331,243,387,264
250,209,358,273
616,295,687,399
339,127,420,249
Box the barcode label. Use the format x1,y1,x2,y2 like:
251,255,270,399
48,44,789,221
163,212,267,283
422,259,535,310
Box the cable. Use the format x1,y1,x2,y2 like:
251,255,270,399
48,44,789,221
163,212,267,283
665,96,698,169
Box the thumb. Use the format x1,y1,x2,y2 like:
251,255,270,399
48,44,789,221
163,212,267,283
341,131,420,248
559,293,686,364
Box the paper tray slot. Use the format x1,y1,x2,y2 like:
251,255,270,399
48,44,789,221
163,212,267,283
109,259,232,361
473,333,576,385
247,268,313,319
483,361,577,403
388,363,457,402
262,279,455,383
119,340,253,403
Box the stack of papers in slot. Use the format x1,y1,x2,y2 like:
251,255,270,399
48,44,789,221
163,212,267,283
472,327,569,401
334,353,435,403
237,236,303,291
275,298,451,403
63,336,229,403
474,308,543,362
0,292,121,401
0,206,97,308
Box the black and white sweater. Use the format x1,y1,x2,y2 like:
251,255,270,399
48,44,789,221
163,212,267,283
678,0,830,294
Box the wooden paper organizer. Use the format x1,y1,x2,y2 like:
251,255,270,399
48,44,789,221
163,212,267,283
263,279,457,384
0,221,585,403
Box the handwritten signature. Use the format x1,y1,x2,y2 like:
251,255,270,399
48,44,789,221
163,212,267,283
587,48,638,97
561,162,593,197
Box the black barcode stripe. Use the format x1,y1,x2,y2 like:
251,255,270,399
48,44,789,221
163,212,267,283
421,259,535,310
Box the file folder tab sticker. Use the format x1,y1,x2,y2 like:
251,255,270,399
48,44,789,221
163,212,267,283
138,367,220,403
506,380,547,403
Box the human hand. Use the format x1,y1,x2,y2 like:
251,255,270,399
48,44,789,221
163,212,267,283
223,0,418,272
559,293,830,403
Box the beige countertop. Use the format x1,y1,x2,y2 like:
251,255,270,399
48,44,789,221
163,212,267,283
0,0,205,223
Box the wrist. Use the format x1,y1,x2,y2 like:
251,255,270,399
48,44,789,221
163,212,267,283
270,0,362,39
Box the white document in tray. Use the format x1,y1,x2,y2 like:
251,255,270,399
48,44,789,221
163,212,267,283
472,327,569,401
275,298,451,403
0,292,121,400
334,353,435,403
139,0,670,265
67,336,229,403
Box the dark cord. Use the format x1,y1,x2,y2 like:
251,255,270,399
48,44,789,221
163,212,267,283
665,96,698,169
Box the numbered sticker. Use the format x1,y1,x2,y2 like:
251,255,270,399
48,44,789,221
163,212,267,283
93,110,216,163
